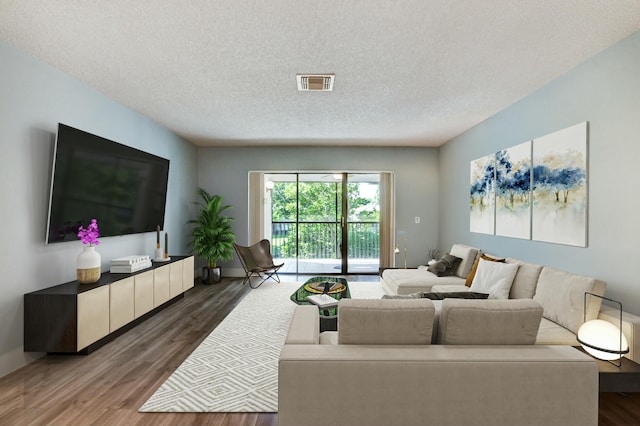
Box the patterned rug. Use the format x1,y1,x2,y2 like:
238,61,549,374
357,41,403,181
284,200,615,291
139,280,384,412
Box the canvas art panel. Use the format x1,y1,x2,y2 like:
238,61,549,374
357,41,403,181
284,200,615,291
495,141,532,239
532,122,588,247
470,154,495,234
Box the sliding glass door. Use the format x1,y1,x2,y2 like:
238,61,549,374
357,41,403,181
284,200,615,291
266,173,380,274
344,173,380,273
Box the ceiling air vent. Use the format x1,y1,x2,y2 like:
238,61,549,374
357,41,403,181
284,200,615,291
296,74,334,91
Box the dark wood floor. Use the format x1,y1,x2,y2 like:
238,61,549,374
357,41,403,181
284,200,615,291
0,276,638,425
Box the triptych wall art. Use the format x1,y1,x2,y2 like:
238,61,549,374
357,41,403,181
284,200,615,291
470,122,588,247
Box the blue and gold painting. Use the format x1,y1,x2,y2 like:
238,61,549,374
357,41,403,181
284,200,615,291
496,141,532,240
532,122,588,247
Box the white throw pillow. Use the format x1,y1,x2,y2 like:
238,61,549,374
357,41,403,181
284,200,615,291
469,258,520,299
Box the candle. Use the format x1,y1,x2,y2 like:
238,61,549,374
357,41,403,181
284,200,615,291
156,225,160,248
164,232,168,258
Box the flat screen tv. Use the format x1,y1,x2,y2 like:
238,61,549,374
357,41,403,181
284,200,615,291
46,123,170,244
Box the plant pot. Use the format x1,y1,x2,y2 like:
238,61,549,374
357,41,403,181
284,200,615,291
202,266,221,284
77,246,101,284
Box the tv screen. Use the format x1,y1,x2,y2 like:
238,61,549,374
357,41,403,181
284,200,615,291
46,123,170,244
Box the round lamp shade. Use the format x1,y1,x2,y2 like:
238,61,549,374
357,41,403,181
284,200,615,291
577,319,629,361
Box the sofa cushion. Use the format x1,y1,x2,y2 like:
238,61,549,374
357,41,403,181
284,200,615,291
431,284,470,293
505,258,543,299
338,299,435,345
536,318,580,345
449,244,480,279
382,291,488,300
469,258,520,299
437,299,543,345
427,254,462,277
533,267,607,334
382,267,466,295
319,331,338,345
465,254,506,286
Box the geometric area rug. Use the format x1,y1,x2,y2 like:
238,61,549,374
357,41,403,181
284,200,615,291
139,280,384,413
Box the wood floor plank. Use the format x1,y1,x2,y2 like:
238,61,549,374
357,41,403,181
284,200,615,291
0,275,637,425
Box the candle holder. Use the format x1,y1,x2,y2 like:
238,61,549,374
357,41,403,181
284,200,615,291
153,228,171,262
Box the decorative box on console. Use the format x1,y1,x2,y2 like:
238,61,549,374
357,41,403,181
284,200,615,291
110,255,152,273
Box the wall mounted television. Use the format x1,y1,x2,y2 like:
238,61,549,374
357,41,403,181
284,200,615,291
46,123,170,244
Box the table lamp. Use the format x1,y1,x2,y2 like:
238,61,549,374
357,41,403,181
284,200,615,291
576,292,629,367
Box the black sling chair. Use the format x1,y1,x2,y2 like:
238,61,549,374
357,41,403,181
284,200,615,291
233,239,284,288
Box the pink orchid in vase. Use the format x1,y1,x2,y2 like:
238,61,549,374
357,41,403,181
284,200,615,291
77,219,100,246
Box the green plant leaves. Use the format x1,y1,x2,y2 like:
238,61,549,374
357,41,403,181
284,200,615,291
187,188,236,268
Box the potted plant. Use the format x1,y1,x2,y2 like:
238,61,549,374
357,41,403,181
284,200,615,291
187,188,236,284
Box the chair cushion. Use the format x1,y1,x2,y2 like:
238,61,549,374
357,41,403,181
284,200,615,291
438,299,543,345
338,299,435,345
533,267,607,334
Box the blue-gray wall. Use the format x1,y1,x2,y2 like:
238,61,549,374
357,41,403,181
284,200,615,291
0,40,198,377
197,146,440,273
439,30,640,315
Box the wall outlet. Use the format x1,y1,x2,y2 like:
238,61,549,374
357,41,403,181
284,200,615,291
415,216,420,224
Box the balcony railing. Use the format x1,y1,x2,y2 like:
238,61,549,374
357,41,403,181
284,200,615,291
271,221,379,259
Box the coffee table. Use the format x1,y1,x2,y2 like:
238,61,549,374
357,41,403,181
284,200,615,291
290,276,350,332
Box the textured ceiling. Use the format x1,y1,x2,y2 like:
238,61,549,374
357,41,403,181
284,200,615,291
1,1,640,147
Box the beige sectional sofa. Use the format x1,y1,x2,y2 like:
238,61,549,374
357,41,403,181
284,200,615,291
279,244,639,424
279,299,599,426
381,243,640,364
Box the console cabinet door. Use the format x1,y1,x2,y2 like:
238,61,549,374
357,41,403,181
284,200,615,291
77,286,110,351
134,270,154,318
169,260,183,298
154,264,171,307
183,256,195,291
110,277,135,332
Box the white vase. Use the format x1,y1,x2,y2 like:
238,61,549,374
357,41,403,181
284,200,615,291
77,246,101,284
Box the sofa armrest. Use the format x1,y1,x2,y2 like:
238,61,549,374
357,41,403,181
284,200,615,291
285,305,319,345
599,306,640,364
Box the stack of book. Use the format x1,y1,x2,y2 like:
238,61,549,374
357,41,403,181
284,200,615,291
306,293,339,308
110,255,152,273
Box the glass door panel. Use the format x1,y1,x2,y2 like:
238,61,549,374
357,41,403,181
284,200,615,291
346,174,380,273
267,172,379,274
297,174,342,274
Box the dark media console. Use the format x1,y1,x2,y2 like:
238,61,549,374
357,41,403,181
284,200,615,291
24,256,194,354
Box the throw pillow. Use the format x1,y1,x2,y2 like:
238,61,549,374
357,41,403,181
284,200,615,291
427,254,462,277
449,244,480,278
469,258,520,299
465,254,506,287
533,267,606,334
